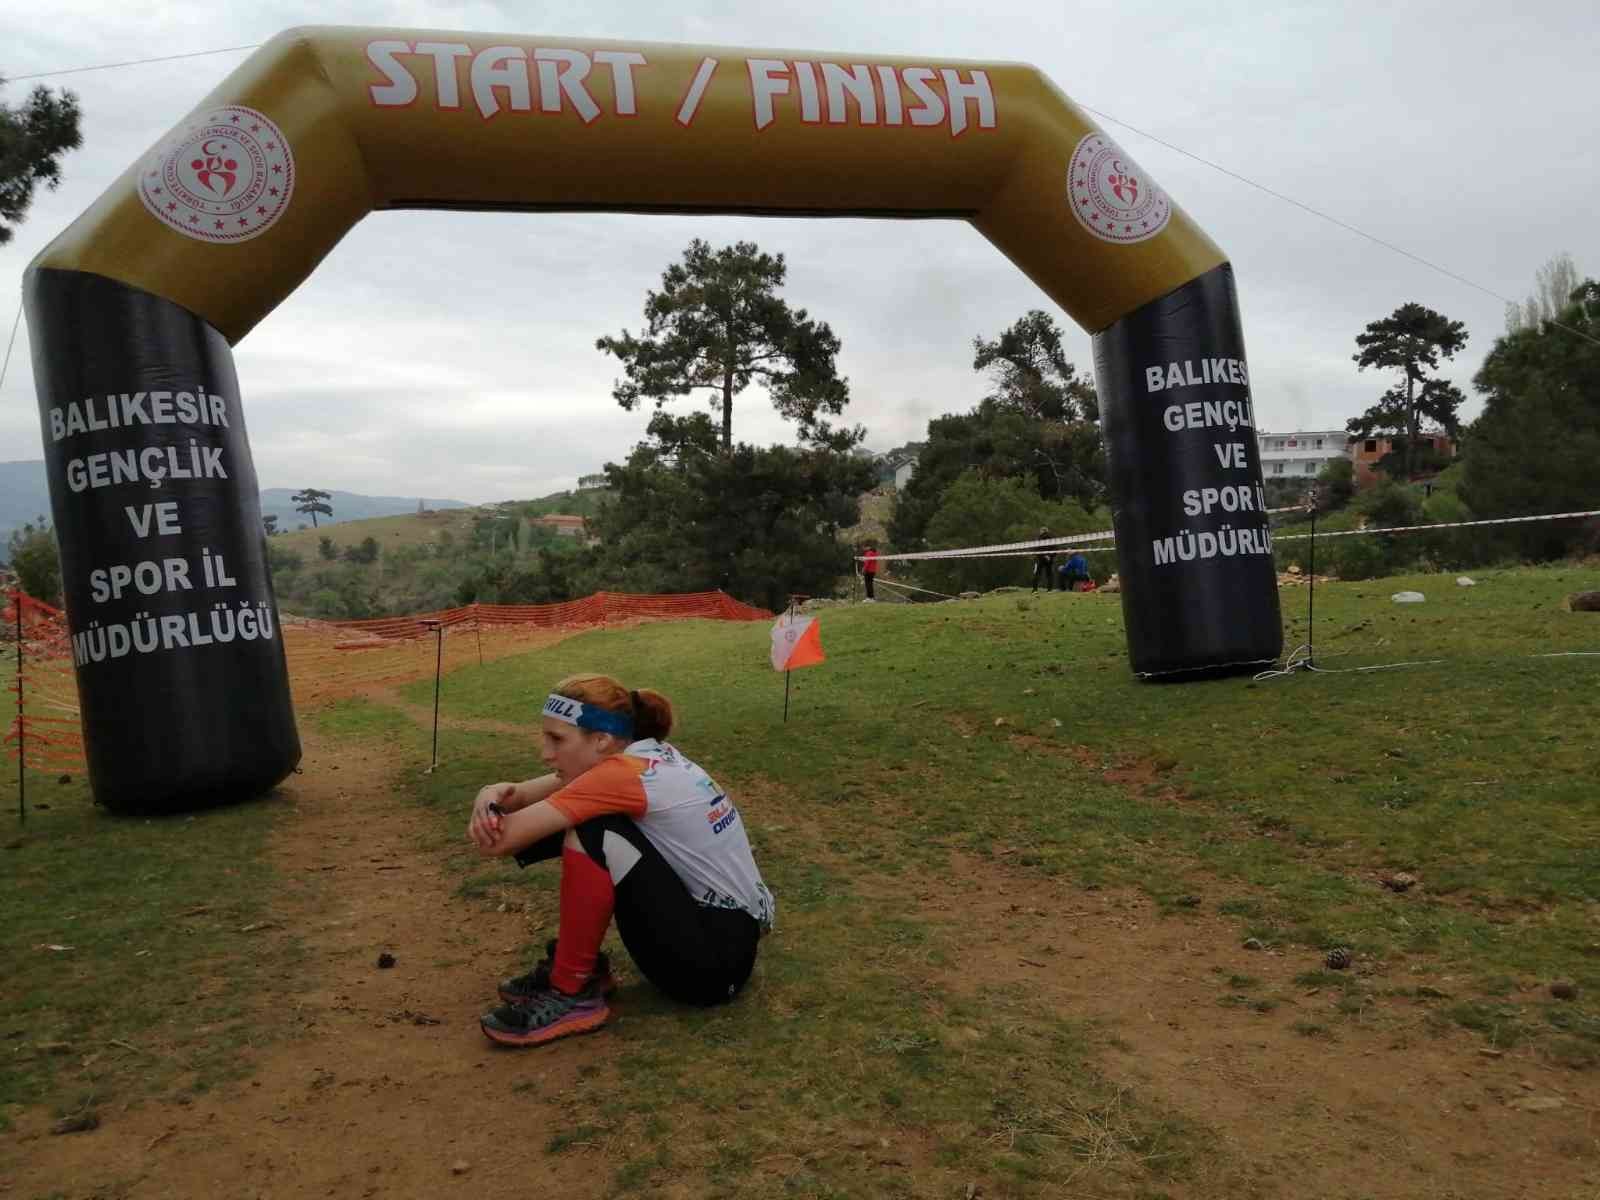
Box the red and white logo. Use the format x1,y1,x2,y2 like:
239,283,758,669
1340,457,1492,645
1067,132,1170,245
138,105,294,244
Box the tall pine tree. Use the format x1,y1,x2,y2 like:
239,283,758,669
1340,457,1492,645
0,77,82,245
597,240,855,451
1348,303,1468,480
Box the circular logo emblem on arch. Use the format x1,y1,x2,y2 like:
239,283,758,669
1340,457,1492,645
1067,132,1170,245
137,105,294,244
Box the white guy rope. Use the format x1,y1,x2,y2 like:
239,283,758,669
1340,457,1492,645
0,306,22,395
1270,509,1600,542
872,576,958,601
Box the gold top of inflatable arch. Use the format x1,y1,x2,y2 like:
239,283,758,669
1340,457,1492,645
29,26,1226,342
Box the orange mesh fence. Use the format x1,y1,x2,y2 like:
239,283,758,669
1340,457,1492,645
280,614,574,708
2,591,87,773
286,590,770,706
5,589,770,772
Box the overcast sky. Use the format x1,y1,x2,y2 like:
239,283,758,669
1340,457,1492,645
2,1,1594,504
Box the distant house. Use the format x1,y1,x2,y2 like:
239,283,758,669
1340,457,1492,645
576,473,608,491
893,457,917,490
1350,431,1456,488
1255,430,1350,481
534,514,589,539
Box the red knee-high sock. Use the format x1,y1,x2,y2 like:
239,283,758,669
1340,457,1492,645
552,847,615,995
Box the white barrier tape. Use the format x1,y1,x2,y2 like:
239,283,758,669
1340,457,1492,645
858,506,1596,574
872,507,1600,565
1270,508,1600,543
860,505,1310,564
860,528,1116,563
936,544,1121,561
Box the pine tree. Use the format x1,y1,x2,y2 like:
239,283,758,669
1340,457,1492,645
0,77,83,245
598,239,854,451
1348,303,1468,480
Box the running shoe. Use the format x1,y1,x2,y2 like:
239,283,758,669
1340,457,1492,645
480,979,610,1047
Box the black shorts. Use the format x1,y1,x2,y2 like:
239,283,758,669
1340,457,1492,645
516,816,761,1006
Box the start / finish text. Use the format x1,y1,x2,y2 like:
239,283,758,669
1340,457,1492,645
365,41,998,136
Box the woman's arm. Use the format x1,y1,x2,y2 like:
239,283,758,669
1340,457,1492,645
467,774,563,850
503,773,562,811
476,798,576,859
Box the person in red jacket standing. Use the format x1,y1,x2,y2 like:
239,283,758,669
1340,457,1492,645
861,544,879,602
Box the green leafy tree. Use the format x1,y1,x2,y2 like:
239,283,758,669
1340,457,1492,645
1313,457,1355,512
292,487,333,528
1348,303,1468,480
916,472,1107,595
597,239,854,451
342,536,380,565
456,547,580,606
1462,278,1600,559
5,517,61,604
891,312,1103,551
265,542,303,578
1357,480,1424,530
262,513,279,536
972,310,1099,423
584,418,875,611
1372,436,1453,483
0,78,83,245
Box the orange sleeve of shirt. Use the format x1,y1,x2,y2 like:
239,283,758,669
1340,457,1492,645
547,755,649,825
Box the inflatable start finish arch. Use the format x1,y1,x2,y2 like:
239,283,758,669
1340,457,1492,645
24,27,1281,813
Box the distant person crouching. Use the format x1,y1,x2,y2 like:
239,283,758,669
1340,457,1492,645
1059,549,1091,591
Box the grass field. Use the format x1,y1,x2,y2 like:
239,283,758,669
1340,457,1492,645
401,562,1600,1027
4,560,1599,1194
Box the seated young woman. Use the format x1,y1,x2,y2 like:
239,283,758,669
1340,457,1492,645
465,673,774,1047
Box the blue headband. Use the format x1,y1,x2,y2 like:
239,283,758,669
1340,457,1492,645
543,693,633,737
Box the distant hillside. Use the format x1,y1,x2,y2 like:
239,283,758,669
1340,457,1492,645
269,488,612,558
513,488,608,518
0,460,471,547
260,489,470,531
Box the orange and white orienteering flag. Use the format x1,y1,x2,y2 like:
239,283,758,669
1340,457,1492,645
771,613,826,672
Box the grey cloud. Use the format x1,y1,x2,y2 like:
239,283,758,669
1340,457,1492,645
3,0,1595,502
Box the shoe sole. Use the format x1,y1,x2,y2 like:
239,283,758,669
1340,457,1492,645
480,1006,610,1047
497,973,617,1006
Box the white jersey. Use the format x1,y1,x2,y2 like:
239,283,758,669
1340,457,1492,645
548,738,775,929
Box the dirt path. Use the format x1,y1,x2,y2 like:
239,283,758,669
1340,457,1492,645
10,707,1599,1199
6,724,613,1200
